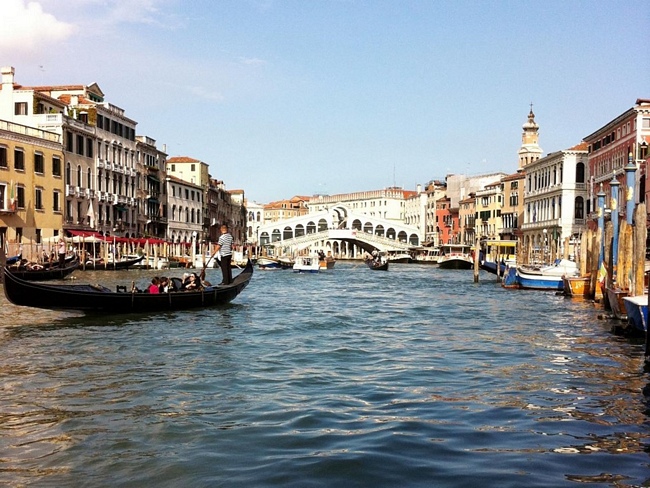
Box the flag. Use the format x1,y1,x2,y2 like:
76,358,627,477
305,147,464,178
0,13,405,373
597,262,607,285
9,180,15,211
87,201,95,226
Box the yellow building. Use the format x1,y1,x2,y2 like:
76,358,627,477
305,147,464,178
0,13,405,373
0,119,64,260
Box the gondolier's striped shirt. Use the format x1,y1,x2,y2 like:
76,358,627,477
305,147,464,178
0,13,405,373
218,233,233,256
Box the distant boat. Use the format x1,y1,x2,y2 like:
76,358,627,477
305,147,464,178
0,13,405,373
81,255,145,271
387,251,412,263
366,258,389,271
438,244,473,270
257,256,293,270
318,252,336,270
411,247,440,264
293,256,320,273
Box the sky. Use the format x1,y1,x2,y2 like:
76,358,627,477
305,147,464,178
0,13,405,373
1,0,648,204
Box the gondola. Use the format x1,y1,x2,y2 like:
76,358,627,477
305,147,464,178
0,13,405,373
4,257,80,281
80,255,145,271
2,259,254,314
365,259,389,271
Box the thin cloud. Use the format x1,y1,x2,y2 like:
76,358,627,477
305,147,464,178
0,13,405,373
0,0,75,52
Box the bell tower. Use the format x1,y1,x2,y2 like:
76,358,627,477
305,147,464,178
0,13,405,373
518,103,543,170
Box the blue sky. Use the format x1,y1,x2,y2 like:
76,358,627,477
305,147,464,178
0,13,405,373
1,0,648,204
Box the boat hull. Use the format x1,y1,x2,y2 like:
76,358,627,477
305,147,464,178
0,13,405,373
515,268,564,290
5,257,80,281
563,275,592,298
2,260,253,314
438,257,473,270
366,259,388,271
623,295,648,333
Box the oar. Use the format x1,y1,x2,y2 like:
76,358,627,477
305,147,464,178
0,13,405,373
200,248,220,281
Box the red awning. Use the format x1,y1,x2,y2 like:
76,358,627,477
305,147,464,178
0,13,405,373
67,230,107,240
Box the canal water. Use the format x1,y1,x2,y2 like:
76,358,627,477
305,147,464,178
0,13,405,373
0,263,648,487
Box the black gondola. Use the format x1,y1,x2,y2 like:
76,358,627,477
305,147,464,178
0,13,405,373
365,259,389,271
4,257,80,281
2,259,254,314
80,255,145,271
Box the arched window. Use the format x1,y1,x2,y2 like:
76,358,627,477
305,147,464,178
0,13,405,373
574,196,584,219
576,162,585,183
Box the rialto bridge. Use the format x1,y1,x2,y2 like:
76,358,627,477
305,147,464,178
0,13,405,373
256,204,421,258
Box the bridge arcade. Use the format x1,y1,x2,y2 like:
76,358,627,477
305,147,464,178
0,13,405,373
257,204,421,259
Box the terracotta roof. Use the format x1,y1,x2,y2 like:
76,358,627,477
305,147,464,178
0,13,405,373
168,156,201,163
501,171,526,182
166,174,202,188
567,141,588,151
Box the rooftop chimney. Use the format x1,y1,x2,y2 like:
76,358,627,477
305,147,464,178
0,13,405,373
1,66,15,87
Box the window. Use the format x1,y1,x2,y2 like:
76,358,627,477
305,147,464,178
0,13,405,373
0,146,6,168
53,190,61,212
576,162,585,183
14,102,28,115
76,135,84,156
0,183,5,210
191,164,196,171
574,197,584,219
52,156,61,176
35,188,43,210
16,186,25,208
66,132,73,152
34,152,44,174
86,137,93,158
14,149,24,170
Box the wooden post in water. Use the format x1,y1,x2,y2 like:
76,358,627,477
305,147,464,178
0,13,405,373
473,237,480,283
617,220,631,290
633,203,646,297
593,228,603,301
604,222,613,290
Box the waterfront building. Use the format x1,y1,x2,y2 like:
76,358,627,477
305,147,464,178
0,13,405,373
499,171,526,241
0,119,64,259
403,184,428,242
521,143,589,263
245,199,265,248
167,156,210,241
583,99,650,223
435,196,455,244
458,194,476,245
206,182,245,245
424,179,447,246
264,196,310,223
307,187,414,222
136,135,167,239
475,179,504,241
165,175,203,245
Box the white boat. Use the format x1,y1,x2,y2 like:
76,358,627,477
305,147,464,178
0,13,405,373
411,247,441,264
293,256,320,273
386,251,412,263
438,244,473,270
124,255,170,270
515,259,579,290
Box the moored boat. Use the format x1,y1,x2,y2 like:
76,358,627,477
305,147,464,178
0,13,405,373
562,274,592,298
257,256,293,270
5,256,80,281
438,244,473,270
515,259,579,291
2,259,254,314
623,295,648,333
81,255,145,271
604,286,629,320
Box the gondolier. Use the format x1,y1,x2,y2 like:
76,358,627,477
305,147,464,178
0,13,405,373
214,224,234,285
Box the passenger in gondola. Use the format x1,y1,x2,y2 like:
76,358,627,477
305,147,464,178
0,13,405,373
148,277,160,294
184,273,200,291
158,277,169,293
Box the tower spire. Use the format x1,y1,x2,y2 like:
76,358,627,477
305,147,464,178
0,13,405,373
518,104,542,170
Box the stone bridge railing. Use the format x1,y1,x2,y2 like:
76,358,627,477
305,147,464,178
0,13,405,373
271,228,413,252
